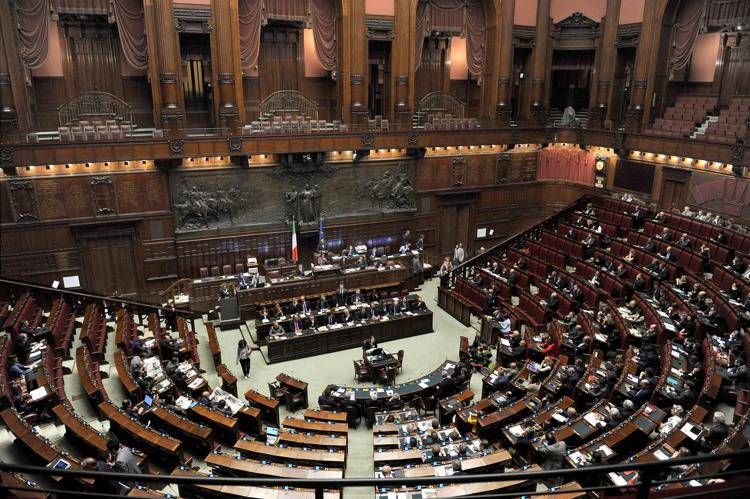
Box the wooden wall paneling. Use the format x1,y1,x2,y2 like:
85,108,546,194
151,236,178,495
58,19,124,100
211,0,244,130
153,0,185,129
529,0,552,124
259,27,302,100
478,0,499,121
0,1,31,131
391,0,417,124
590,0,621,128
29,78,67,131
626,0,665,130
350,0,369,122
496,0,515,124
143,0,163,126
122,76,155,128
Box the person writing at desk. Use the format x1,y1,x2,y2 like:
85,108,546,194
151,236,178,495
268,321,285,337
340,309,354,324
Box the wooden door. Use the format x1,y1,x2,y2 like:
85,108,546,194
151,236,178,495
659,168,691,211
75,224,142,299
437,192,477,259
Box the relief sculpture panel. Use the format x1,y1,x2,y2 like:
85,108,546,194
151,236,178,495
170,159,416,233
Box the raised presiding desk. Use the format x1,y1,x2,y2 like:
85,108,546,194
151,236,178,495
329,360,457,404
190,259,416,314
267,309,433,363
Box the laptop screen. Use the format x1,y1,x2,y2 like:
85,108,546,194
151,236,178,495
53,459,71,470
266,426,279,437
144,394,154,407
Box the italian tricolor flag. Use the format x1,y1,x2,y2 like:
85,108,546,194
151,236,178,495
291,218,298,262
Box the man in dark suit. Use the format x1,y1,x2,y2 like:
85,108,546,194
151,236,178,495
508,269,519,285
546,293,560,314
335,283,348,307
389,298,403,316
237,273,251,290
628,379,653,404
299,295,311,315
316,294,329,311
323,311,337,327
350,288,365,305
411,298,428,312
632,206,645,229
358,304,376,321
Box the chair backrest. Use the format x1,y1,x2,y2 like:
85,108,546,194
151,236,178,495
199,267,209,278
210,266,220,277
398,350,404,362
235,263,245,274
222,265,232,275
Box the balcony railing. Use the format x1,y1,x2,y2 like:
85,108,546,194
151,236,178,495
0,447,748,498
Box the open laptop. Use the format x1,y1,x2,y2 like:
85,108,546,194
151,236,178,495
143,394,154,407
266,426,279,445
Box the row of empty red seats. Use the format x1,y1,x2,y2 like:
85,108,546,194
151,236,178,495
647,95,718,138
704,96,750,144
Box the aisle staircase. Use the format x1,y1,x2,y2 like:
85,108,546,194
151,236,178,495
692,115,719,139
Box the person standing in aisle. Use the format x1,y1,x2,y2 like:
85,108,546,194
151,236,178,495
236,339,258,379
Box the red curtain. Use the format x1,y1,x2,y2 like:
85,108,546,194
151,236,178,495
112,0,148,70
414,0,486,76
538,148,596,185
16,0,52,69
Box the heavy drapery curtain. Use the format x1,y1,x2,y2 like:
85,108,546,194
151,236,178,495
311,0,336,72
111,0,148,70
240,0,337,73
239,0,263,71
17,0,52,68
670,0,707,76
538,147,596,185
414,0,486,76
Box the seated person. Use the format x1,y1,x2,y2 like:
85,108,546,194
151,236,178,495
699,412,729,452
7,355,33,380
198,391,214,408
676,233,691,249
215,399,233,417
339,309,354,324
268,321,285,337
